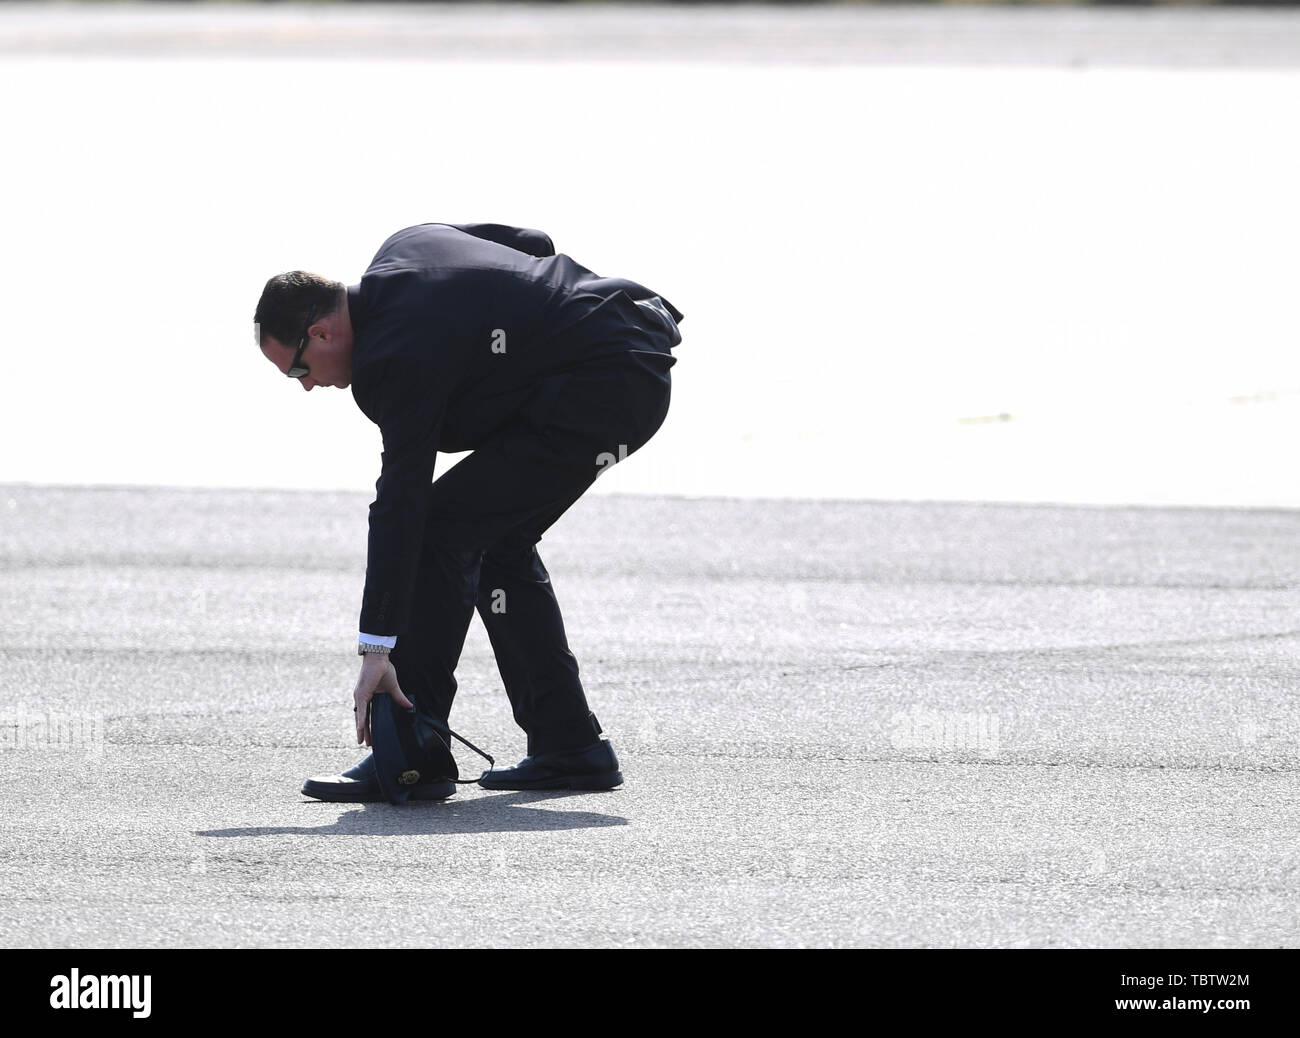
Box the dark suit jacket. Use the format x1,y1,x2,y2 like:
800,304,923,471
348,222,683,636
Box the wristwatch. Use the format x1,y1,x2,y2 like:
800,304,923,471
357,641,393,656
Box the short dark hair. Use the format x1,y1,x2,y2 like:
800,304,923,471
254,272,345,349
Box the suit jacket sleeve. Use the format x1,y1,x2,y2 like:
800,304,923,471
449,222,556,258
356,353,444,637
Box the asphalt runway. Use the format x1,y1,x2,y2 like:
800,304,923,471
1,485,1297,947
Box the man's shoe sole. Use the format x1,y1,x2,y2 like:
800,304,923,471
478,770,623,792
301,779,456,803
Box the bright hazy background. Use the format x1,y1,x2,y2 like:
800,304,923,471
2,3,1298,506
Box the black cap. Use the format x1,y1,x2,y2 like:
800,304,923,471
370,694,459,804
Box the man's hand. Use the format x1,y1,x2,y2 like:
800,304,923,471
353,654,414,747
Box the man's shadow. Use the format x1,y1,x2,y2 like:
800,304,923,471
196,789,627,838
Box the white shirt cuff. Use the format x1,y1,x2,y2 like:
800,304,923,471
358,632,397,649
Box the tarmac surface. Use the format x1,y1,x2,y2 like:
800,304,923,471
1,485,1297,947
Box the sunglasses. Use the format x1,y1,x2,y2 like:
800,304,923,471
286,305,319,379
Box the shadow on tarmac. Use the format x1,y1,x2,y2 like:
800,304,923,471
195,790,628,838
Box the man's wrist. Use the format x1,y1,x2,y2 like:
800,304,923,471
358,631,397,656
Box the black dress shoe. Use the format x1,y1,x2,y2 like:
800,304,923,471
301,754,455,803
478,739,623,791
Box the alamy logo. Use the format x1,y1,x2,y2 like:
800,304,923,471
1,704,104,757
595,444,629,476
888,707,1001,759
49,969,151,1018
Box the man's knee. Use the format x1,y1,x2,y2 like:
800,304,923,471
481,541,544,585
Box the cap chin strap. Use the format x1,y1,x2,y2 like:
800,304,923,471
445,726,494,783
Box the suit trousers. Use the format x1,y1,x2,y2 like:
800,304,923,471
388,346,675,755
